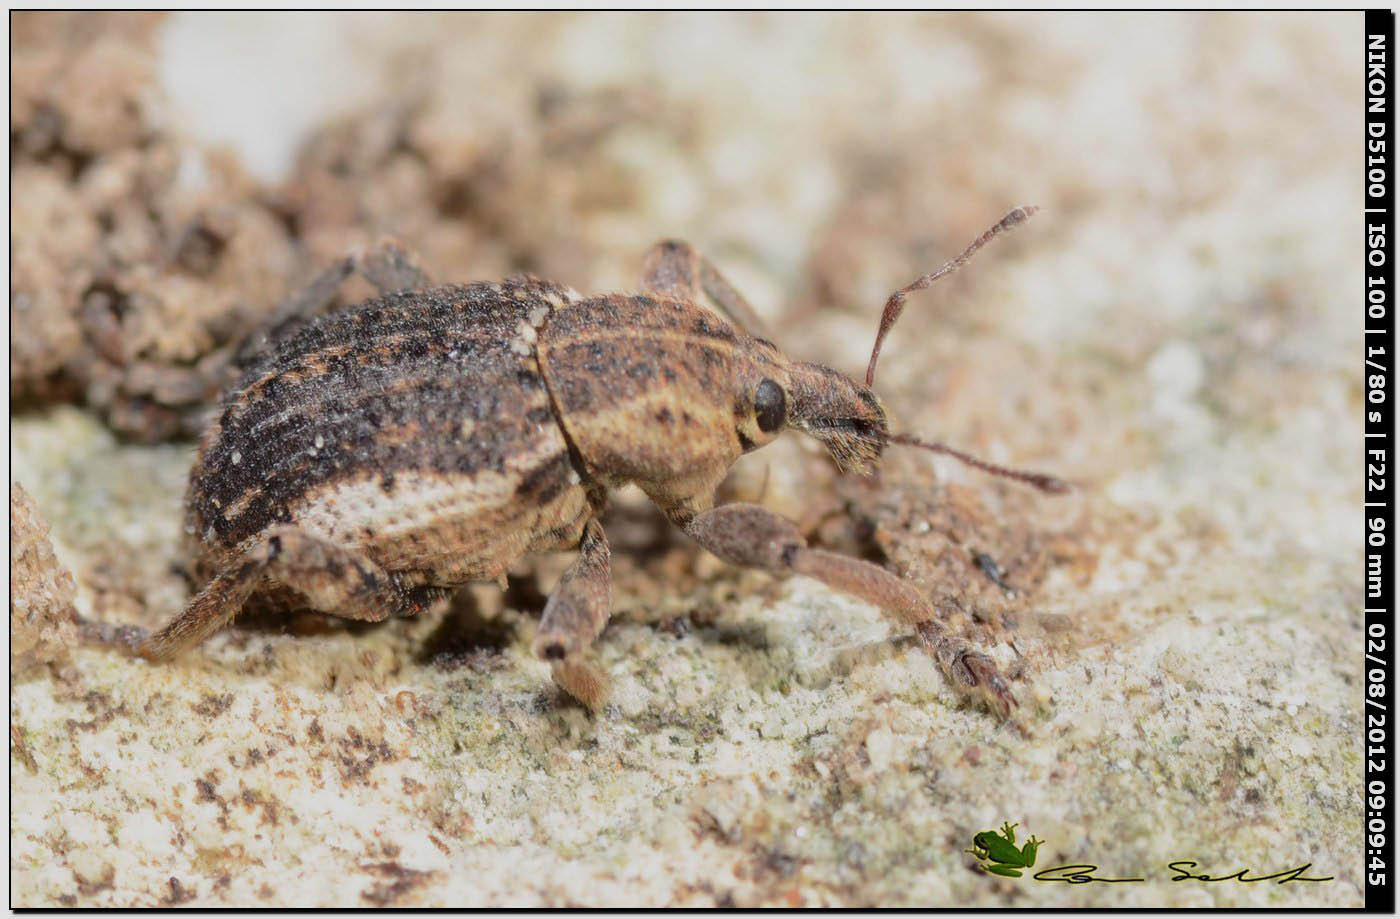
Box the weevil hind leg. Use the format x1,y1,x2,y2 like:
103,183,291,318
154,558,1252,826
532,518,614,711
139,527,429,661
640,239,775,342
142,238,437,437
232,237,435,369
357,237,434,294
670,501,1017,718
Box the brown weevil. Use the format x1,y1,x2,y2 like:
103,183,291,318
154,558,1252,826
120,207,1065,717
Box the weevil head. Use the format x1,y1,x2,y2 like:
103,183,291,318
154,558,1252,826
696,341,894,476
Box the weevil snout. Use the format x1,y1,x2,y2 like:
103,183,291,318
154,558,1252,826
785,361,889,475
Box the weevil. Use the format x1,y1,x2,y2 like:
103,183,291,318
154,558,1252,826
118,207,1065,716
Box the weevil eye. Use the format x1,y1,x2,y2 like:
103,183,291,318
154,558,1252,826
754,378,786,433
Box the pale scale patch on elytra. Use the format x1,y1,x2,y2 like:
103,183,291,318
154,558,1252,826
509,317,537,357
537,285,579,314
290,469,517,552
288,436,571,547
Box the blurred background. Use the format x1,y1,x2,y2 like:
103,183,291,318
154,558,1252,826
11,12,1363,907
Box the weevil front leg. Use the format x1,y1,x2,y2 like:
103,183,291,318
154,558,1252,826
640,239,774,342
134,527,445,661
532,518,614,710
675,502,1017,717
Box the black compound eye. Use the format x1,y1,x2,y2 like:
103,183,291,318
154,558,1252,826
754,378,786,433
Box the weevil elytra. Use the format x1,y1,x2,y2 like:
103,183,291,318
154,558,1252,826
117,207,1065,717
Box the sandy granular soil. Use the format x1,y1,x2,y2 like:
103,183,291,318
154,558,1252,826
11,12,1363,906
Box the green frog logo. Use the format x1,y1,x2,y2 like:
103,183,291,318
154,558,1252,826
966,822,1043,877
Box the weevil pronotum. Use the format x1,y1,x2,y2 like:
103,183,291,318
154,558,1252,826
107,207,1065,717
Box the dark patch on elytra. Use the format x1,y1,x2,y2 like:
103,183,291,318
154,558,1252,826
513,452,571,503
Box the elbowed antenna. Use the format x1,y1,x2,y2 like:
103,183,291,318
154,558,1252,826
887,431,1070,494
865,206,1039,388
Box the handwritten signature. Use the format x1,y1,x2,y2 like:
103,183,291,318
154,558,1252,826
1030,862,1334,885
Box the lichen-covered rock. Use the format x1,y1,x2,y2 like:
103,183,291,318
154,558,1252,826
10,482,78,674
9,12,1365,910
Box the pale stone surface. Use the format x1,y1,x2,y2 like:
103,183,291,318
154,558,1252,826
11,12,1362,907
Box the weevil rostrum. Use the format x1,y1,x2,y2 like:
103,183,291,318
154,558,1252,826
120,207,1066,718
